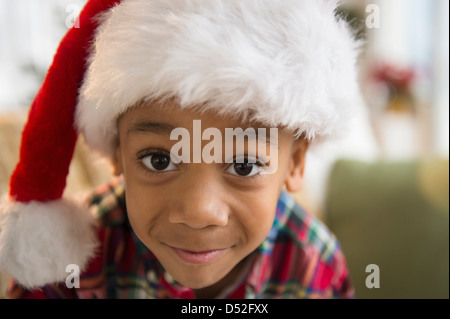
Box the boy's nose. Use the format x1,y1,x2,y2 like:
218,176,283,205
168,178,229,229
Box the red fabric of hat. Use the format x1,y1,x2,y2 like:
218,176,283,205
10,0,121,202
0,0,121,289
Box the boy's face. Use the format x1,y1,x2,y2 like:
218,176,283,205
114,100,308,294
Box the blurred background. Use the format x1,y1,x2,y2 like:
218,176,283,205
0,0,448,298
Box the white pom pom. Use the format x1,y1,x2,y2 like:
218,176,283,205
0,196,98,289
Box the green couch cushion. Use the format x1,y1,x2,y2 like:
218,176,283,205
326,158,449,299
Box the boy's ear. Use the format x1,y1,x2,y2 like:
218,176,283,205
285,137,309,192
111,144,123,176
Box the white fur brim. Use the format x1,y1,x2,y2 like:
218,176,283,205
0,197,98,289
76,0,361,158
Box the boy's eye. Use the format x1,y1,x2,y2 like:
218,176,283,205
226,161,262,177
142,153,177,172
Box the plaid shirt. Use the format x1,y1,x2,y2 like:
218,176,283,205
8,178,353,299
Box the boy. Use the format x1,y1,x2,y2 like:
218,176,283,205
1,0,360,298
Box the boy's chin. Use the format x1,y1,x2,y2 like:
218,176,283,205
166,263,231,290
178,276,220,290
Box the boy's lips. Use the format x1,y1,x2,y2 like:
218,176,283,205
167,245,229,265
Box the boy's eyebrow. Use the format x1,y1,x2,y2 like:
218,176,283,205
234,128,280,150
127,121,279,149
127,120,176,136
261,131,279,150
227,127,280,150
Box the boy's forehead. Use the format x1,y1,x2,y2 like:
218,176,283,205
117,100,298,152
120,99,275,133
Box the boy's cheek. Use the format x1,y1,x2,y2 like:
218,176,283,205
232,189,280,240
121,154,286,245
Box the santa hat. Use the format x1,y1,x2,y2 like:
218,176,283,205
0,0,361,289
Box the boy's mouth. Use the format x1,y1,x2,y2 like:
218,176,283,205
168,245,229,265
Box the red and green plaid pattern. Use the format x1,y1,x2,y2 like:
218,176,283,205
8,178,353,299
